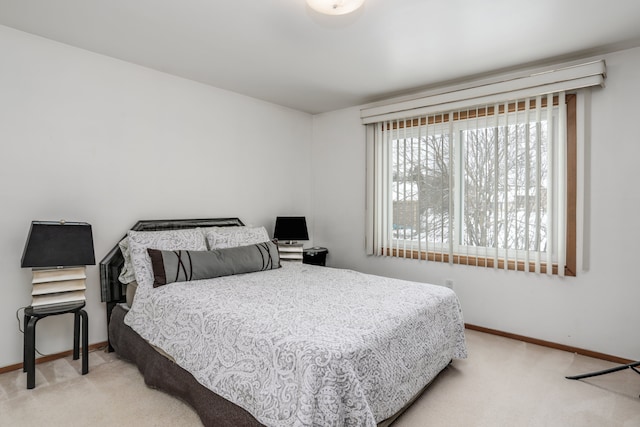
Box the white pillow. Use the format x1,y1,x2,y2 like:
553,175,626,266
202,226,270,249
127,228,207,291
118,237,136,284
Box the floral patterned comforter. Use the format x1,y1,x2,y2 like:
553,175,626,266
125,263,467,427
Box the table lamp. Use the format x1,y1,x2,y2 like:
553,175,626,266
274,216,309,244
274,217,308,262
21,220,95,308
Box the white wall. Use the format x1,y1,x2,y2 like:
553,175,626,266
311,46,640,361
0,25,312,367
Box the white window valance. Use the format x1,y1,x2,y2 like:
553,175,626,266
360,60,605,124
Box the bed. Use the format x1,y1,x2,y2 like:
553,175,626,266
100,218,467,427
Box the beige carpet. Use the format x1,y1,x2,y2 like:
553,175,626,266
1,329,638,426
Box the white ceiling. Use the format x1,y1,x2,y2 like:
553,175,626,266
1,0,640,114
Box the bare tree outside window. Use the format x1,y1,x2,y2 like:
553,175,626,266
393,133,451,245
459,121,549,253
392,114,551,255
374,94,576,276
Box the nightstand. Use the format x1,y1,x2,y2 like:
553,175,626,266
303,247,329,266
23,301,88,389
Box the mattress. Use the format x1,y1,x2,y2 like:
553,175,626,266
124,262,467,427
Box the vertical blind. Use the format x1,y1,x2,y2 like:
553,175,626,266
365,60,606,276
367,92,568,276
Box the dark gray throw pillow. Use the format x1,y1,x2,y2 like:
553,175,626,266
148,240,280,288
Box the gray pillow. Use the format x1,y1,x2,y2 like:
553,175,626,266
147,241,280,288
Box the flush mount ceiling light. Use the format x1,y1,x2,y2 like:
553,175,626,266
306,0,365,15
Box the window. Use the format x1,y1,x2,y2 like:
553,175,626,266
367,93,577,276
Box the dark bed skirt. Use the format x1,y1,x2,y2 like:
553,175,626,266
109,304,440,427
109,304,263,427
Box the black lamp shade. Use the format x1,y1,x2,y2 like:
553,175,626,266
274,217,309,241
21,221,96,268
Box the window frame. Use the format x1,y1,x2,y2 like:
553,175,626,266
383,94,577,276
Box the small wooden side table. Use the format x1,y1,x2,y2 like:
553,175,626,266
23,301,88,389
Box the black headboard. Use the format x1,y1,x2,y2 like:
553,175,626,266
99,218,245,343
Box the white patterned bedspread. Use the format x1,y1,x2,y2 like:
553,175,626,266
125,263,467,427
